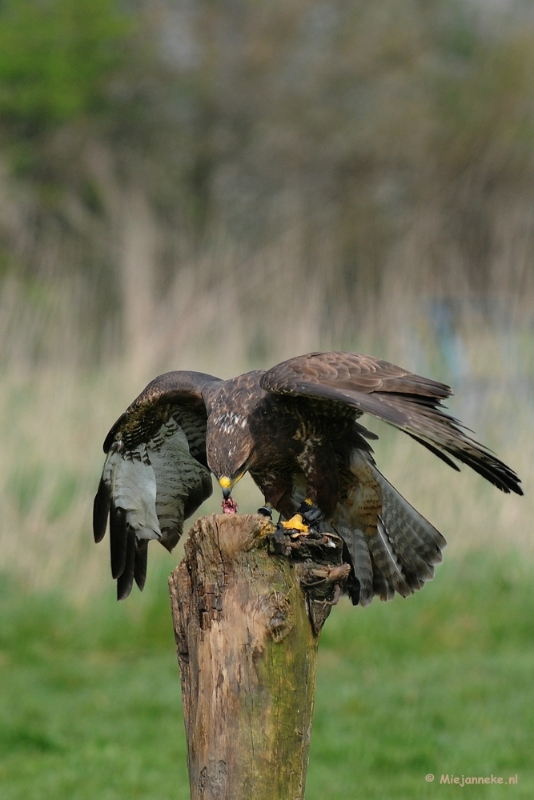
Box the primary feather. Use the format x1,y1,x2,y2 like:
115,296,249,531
94,371,217,599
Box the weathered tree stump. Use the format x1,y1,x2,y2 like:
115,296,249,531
169,513,349,800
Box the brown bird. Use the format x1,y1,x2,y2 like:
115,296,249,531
93,352,522,601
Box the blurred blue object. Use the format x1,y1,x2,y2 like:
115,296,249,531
429,299,471,387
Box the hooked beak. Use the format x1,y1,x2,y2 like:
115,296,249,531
219,473,244,499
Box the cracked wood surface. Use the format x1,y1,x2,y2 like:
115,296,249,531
169,514,345,800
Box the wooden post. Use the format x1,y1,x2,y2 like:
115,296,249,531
169,513,348,800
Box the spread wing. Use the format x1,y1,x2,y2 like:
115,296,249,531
260,351,522,496
93,370,221,599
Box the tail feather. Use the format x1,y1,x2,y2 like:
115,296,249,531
333,455,446,605
366,518,414,598
369,550,395,602
374,468,446,568
335,524,374,606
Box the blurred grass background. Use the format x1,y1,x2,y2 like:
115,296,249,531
0,0,533,797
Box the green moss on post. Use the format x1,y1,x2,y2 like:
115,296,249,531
169,514,344,800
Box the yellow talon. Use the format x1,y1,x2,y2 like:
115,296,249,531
281,513,310,533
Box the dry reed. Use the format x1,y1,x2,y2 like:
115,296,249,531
0,239,531,602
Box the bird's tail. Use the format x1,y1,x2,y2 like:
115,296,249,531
332,454,446,606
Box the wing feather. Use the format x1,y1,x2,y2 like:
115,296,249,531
93,478,111,543
109,502,129,580
94,371,220,599
117,527,137,601
134,540,148,592
332,451,446,604
260,351,522,496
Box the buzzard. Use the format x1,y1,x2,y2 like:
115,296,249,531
93,352,522,603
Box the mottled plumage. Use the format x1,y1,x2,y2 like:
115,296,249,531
94,352,522,601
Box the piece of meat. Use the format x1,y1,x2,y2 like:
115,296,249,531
222,497,238,515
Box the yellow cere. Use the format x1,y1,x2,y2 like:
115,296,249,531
219,476,232,489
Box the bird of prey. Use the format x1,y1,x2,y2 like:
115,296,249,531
93,351,522,602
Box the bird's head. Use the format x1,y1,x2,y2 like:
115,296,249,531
205,411,255,500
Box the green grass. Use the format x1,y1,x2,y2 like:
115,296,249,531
1,551,533,799
0,347,531,798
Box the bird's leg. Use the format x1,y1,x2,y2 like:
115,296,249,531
251,469,296,524
280,442,336,533
280,499,324,534
299,498,325,526
257,501,273,519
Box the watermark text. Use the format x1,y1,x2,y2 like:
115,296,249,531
424,773,518,786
